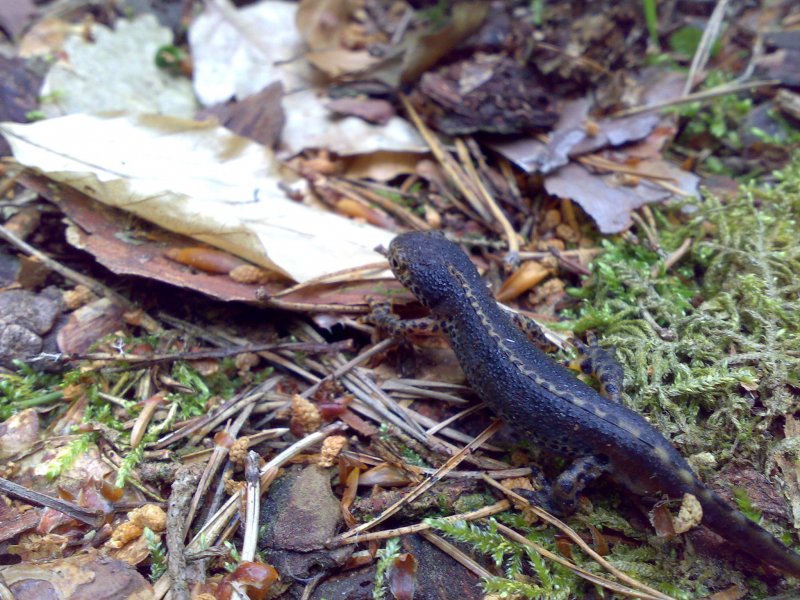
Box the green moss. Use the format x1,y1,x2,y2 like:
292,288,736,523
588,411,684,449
429,516,574,599
0,363,62,420
143,527,166,581
44,433,95,479
732,486,763,523
559,159,800,590
373,537,401,600
453,492,496,514
670,71,754,168
567,162,800,465
116,442,144,488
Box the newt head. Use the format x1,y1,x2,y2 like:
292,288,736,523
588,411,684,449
387,231,488,312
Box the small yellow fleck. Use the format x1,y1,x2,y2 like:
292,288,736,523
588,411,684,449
594,407,607,418
654,446,671,462
679,469,695,484
571,397,586,406
626,425,642,437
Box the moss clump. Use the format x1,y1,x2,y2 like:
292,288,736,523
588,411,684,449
429,515,575,599
571,162,800,464
564,160,800,593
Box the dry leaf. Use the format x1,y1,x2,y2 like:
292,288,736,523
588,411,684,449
189,0,311,105
1,114,394,282
39,15,196,118
296,0,380,77
0,549,153,599
544,161,698,233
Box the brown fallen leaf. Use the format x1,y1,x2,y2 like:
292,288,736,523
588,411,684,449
296,0,380,77
544,160,698,233
196,81,285,148
56,298,126,356
490,70,686,173
0,549,153,599
327,97,395,125
496,261,550,302
0,502,40,545
17,173,279,303
388,553,418,600
651,503,677,539
164,246,248,274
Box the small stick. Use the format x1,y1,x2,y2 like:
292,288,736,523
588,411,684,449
455,138,520,259
658,236,693,275
424,403,485,436
0,223,137,312
333,178,430,231
328,500,511,546
611,79,780,118
399,94,494,224
166,464,203,600
65,340,354,371
0,476,104,528
483,476,674,600
682,0,731,96
495,522,672,600
302,337,397,398
256,294,369,314
333,420,503,542
420,530,494,579
271,261,390,299
240,451,261,562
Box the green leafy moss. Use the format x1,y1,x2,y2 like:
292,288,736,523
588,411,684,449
429,515,575,599
568,164,800,464
116,442,144,488
733,487,763,524
45,433,96,479
144,527,167,581
560,160,800,592
0,364,62,420
373,537,401,600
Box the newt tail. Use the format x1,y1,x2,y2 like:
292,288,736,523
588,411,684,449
374,231,800,580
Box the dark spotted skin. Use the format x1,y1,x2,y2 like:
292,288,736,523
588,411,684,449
573,334,625,403
372,231,800,579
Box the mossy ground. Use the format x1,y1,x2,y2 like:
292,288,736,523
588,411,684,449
430,160,800,598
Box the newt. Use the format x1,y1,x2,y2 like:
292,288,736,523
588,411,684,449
369,230,800,579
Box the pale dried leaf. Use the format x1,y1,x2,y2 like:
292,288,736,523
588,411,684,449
280,89,424,157
0,114,394,282
190,0,424,157
189,0,312,105
40,15,196,118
